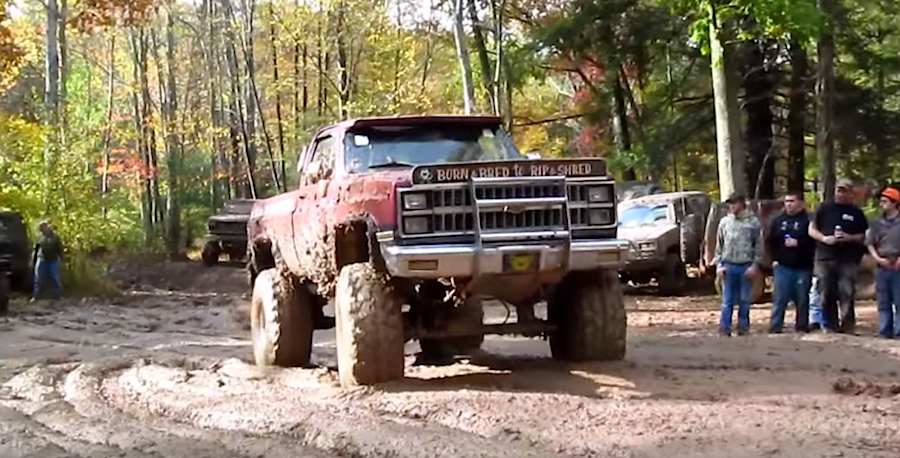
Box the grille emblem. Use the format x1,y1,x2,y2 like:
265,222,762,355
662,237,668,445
418,168,434,183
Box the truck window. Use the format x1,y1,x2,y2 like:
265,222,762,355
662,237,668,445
343,125,522,173
303,135,335,182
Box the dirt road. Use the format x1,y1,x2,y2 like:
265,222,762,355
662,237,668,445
2,259,899,458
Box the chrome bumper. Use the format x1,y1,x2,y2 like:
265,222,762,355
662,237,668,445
380,238,629,278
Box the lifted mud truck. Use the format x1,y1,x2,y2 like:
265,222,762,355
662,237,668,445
0,212,31,312
202,199,255,266
617,192,710,294
246,115,629,387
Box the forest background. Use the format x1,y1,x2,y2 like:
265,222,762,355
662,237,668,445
0,0,898,289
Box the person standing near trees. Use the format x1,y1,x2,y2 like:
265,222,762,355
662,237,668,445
808,179,868,334
865,186,900,339
31,221,63,300
714,193,764,336
767,192,815,333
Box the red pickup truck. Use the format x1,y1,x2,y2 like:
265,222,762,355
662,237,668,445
246,115,629,387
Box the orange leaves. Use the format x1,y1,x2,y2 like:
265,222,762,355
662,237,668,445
71,0,162,32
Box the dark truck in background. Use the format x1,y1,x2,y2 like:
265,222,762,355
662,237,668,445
245,115,630,387
0,212,31,312
201,199,255,266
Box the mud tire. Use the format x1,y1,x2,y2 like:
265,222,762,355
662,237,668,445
419,297,485,358
0,274,9,314
251,269,314,367
201,241,221,267
549,269,626,361
658,253,688,296
335,261,404,387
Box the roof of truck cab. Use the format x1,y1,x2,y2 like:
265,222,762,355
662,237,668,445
332,114,504,131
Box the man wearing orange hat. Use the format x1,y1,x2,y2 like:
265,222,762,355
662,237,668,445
866,186,900,338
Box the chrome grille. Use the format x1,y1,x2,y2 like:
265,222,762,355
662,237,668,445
398,180,616,238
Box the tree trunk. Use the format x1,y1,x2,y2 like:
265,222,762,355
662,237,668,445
491,0,507,121
130,30,153,245
204,0,224,209
708,3,746,200
101,33,115,209
611,70,636,181
467,0,494,113
241,0,259,194
742,40,775,199
44,0,60,209
452,0,475,114
816,0,836,200
221,0,256,198
58,0,68,144
164,7,182,258
787,40,808,194
146,31,164,227
269,4,287,192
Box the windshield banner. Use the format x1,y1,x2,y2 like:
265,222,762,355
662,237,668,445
412,158,607,185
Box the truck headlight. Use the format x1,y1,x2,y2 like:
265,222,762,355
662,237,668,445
638,241,657,252
403,216,430,234
403,193,429,210
588,186,612,203
589,209,612,226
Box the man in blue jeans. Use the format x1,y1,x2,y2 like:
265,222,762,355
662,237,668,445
714,193,764,336
865,186,900,338
31,221,63,300
767,192,815,333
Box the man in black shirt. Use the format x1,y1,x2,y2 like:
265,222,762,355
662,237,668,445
808,179,868,333
767,192,815,333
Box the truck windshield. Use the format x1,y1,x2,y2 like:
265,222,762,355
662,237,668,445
344,125,522,173
618,205,670,227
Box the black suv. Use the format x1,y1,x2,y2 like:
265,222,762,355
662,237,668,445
0,212,30,312
201,199,255,266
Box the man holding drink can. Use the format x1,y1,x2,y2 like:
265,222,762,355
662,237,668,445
767,192,815,333
808,179,868,334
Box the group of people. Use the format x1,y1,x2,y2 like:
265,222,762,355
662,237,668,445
713,179,900,338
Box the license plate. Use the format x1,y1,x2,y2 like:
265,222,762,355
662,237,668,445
503,253,539,272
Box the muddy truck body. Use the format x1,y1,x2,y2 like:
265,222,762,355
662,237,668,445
246,115,629,387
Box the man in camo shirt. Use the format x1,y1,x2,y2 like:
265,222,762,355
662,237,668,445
713,193,764,336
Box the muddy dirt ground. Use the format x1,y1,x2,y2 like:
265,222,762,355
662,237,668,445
2,259,899,458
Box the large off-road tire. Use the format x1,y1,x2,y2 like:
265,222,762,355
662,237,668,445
658,252,688,296
201,241,221,266
680,213,702,265
335,261,404,387
549,269,626,361
0,274,9,314
419,297,485,358
251,268,314,367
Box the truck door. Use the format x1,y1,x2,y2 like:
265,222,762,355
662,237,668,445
293,133,337,282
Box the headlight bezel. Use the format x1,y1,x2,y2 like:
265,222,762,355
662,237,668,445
588,208,613,226
587,185,613,203
403,216,430,235
403,192,429,211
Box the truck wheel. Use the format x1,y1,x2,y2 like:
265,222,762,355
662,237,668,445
0,274,9,314
335,261,404,387
658,253,688,295
420,297,484,358
201,241,221,266
549,269,626,361
251,269,314,367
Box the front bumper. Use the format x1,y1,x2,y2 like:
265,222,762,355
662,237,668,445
380,238,629,279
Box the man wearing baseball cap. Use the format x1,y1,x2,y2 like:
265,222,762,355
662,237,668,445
808,179,868,333
866,186,900,338
713,193,764,336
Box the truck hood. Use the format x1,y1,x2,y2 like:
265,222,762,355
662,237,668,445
618,224,678,242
